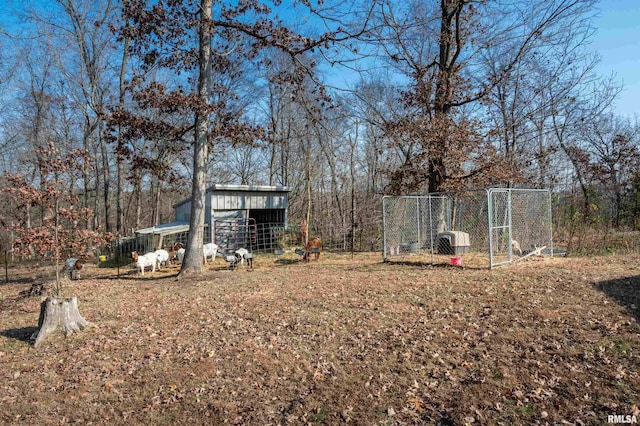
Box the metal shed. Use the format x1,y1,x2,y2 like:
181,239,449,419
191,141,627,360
171,184,290,252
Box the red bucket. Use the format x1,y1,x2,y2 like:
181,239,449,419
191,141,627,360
450,257,462,266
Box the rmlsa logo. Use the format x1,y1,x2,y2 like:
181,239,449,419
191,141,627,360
608,415,638,424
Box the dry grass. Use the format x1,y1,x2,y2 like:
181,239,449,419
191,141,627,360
1,252,639,425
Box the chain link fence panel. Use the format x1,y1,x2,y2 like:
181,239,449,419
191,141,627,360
383,188,553,268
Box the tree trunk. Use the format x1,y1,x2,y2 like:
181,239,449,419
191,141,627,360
117,151,125,234
350,133,357,257
134,172,142,231
99,118,111,232
93,145,101,231
83,118,92,230
117,31,130,235
179,0,212,275
54,193,61,296
31,296,90,348
281,134,290,186
26,203,31,229
429,0,463,192
153,179,162,226
305,139,312,245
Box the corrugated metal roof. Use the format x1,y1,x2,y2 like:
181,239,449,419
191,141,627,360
173,184,290,209
208,184,290,192
135,221,190,236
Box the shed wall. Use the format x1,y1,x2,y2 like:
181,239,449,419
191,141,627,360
175,190,289,227
175,203,190,222
210,191,287,211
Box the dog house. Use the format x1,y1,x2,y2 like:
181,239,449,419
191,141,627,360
435,231,470,255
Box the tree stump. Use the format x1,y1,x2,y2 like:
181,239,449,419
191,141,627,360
31,296,90,348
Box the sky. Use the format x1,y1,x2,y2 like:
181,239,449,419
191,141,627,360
591,0,640,117
0,0,638,117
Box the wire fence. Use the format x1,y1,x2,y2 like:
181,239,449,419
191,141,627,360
382,188,553,268
105,188,552,270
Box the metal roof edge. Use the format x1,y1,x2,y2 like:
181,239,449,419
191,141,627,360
206,184,291,193
172,184,291,208
135,221,190,235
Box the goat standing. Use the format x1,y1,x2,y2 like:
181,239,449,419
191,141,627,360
132,251,159,276
176,248,186,263
64,258,85,280
303,237,322,263
203,243,218,264
154,249,170,269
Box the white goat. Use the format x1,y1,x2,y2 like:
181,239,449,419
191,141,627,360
172,244,217,264
176,248,186,263
154,249,170,269
132,251,158,276
203,243,218,264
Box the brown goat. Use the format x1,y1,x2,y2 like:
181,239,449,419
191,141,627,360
170,243,184,262
303,237,322,263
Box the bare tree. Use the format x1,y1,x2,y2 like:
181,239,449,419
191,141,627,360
24,0,119,231
481,0,617,193
367,0,597,192
116,17,131,235
116,0,366,274
578,115,640,226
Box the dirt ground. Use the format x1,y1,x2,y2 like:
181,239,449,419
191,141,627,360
1,252,639,425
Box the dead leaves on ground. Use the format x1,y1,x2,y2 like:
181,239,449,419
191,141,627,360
0,253,639,424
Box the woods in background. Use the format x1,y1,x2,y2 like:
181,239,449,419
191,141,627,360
0,0,638,263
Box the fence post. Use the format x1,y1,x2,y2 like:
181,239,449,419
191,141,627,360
508,189,513,262
428,196,434,264
382,196,388,259
117,238,121,278
486,189,494,269
416,197,420,252
548,190,554,257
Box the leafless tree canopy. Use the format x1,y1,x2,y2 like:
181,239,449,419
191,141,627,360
0,0,638,265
